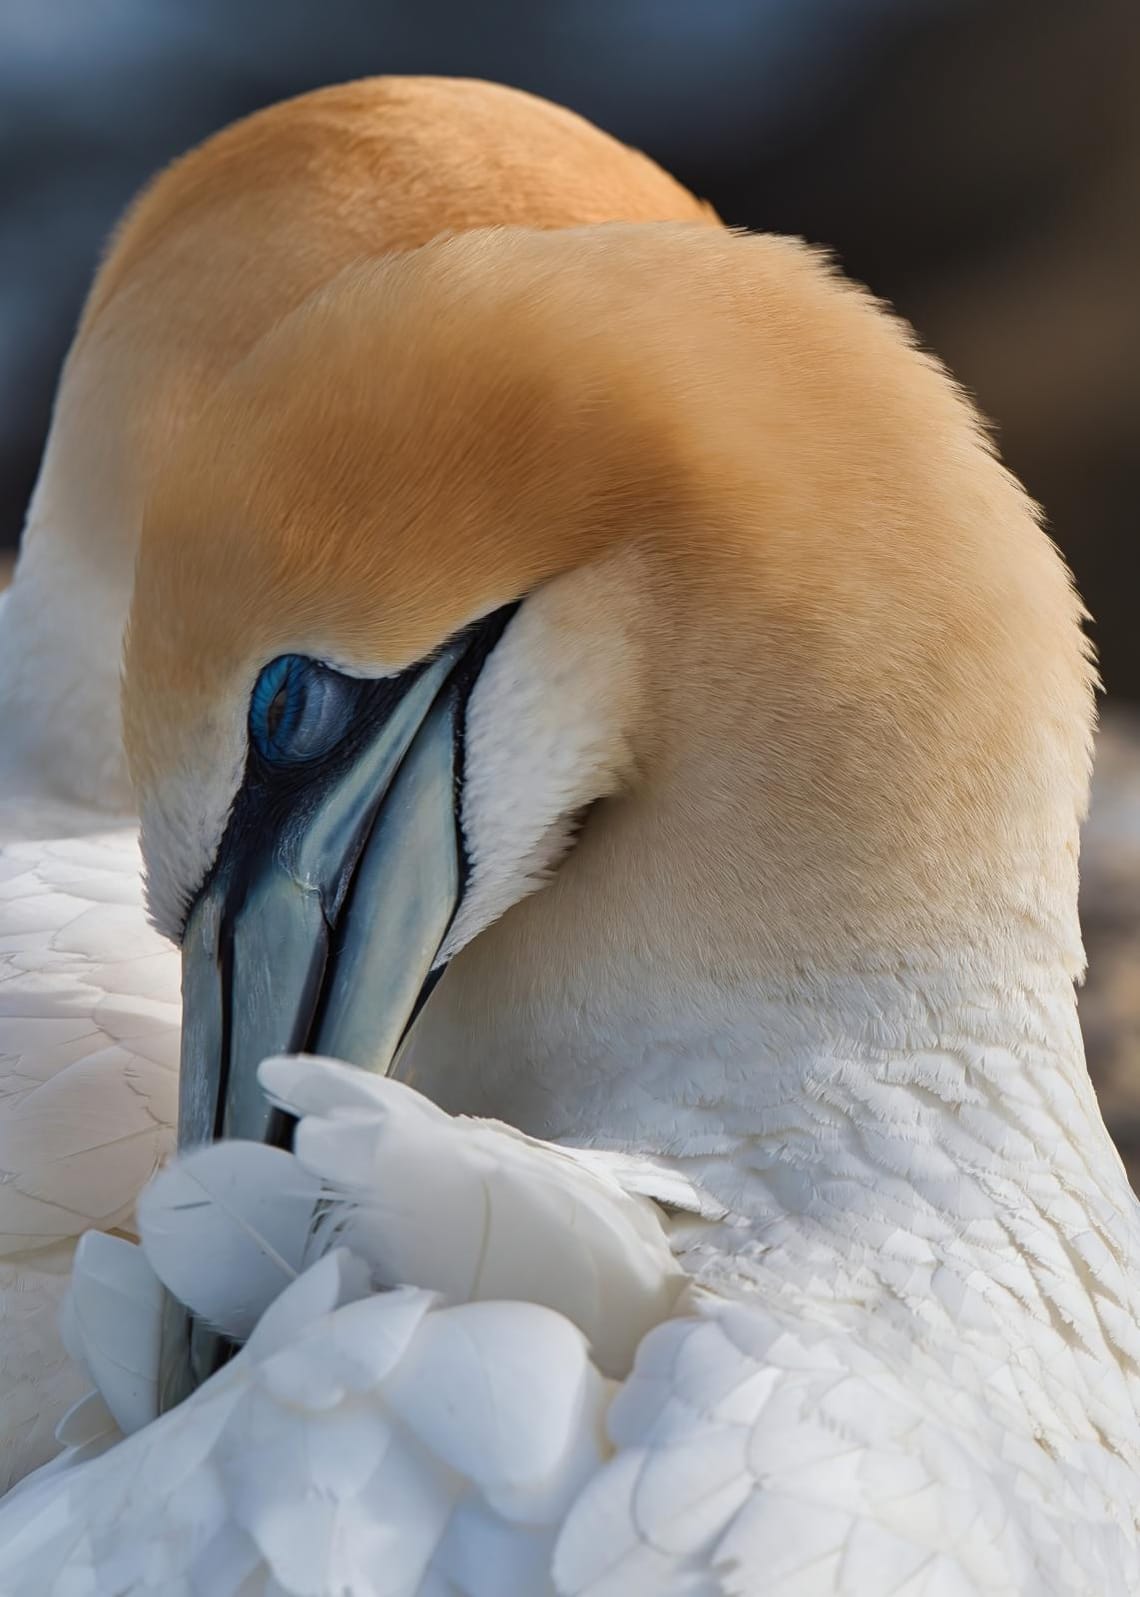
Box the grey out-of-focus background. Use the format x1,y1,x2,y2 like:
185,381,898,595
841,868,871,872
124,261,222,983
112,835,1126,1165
3,0,1139,1174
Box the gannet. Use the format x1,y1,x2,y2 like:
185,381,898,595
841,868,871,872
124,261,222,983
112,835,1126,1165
3,196,1137,1593
0,76,715,1487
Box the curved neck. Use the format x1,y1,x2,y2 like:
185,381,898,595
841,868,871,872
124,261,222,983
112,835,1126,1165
403,854,1110,1185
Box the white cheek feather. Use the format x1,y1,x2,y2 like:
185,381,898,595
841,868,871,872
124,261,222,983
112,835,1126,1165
138,705,250,943
439,575,642,965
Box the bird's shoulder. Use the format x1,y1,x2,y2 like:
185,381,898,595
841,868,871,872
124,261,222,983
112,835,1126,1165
0,821,180,1252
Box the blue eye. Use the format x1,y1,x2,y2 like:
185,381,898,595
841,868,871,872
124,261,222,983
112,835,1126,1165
249,655,355,764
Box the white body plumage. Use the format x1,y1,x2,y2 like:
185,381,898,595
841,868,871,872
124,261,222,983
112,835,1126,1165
5,1046,1140,1594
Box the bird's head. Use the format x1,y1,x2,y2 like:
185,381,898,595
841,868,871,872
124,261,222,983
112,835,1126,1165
123,223,1095,1154
4,75,713,811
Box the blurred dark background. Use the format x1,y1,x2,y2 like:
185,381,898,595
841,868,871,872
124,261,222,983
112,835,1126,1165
3,0,1139,1166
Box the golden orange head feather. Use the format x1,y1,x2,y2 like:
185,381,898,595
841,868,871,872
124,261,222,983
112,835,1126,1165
23,74,714,809
50,74,717,582
122,220,1094,980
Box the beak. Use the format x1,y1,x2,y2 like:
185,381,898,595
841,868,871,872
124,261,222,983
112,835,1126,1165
159,606,516,1409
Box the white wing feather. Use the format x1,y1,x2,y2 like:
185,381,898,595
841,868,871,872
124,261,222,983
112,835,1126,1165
137,1141,320,1339
0,819,180,1485
261,1054,685,1376
0,1250,611,1597
0,828,179,1250
59,1230,163,1436
3,1065,1137,1594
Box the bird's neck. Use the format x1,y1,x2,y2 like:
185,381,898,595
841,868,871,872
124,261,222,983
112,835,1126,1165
626,958,1128,1238
419,910,1136,1272
413,902,1140,1466
579,956,1140,1414
639,958,1140,1468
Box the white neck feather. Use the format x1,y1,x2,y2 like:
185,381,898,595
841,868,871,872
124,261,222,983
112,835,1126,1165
660,961,1140,1467
409,928,1126,1220
636,961,1126,1244
0,460,133,814
446,947,1140,1471
406,929,1140,1446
